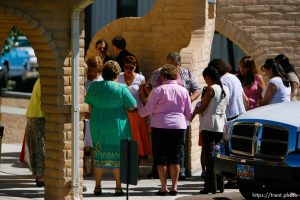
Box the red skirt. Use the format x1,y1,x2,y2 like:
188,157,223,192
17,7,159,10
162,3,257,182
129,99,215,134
127,112,152,156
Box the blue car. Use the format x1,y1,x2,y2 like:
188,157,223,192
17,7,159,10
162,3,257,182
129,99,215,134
215,102,300,199
0,36,37,88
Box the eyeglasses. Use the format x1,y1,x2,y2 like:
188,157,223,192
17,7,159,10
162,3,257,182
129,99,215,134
124,65,135,69
98,47,106,51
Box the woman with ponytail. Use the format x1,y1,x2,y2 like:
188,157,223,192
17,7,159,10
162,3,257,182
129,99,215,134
275,54,299,101
260,58,291,106
192,66,229,194
208,58,248,189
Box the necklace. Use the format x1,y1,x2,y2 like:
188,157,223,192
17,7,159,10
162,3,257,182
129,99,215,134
124,73,135,86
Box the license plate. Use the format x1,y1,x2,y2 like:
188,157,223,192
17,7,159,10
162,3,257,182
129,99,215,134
237,164,254,180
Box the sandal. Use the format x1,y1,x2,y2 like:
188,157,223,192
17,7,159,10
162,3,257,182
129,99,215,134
155,190,168,196
93,187,102,196
169,189,178,196
35,178,45,187
115,188,124,196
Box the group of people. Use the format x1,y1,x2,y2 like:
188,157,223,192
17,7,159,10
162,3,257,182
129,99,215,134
21,34,299,198
84,36,299,196
84,39,201,196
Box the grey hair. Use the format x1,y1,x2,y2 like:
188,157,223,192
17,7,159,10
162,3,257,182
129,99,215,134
167,52,181,65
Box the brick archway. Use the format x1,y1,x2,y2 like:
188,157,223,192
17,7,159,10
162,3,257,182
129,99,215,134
0,6,60,67
0,4,77,199
215,16,268,67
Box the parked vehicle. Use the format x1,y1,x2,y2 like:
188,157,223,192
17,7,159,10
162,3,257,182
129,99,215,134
215,102,300,199
0,36,38,88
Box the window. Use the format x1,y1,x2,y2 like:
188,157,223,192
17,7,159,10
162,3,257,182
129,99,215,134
117,0,138,18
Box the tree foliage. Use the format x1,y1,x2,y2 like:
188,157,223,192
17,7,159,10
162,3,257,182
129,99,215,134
1,26,23,56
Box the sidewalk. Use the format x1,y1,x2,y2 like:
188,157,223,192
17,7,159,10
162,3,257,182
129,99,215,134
0,143,242,200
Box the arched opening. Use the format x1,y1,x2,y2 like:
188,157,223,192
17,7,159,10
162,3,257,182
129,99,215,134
0,26,40,146
211,31,245,73
215,17,268,68
0,26,38,92
0,5,62,199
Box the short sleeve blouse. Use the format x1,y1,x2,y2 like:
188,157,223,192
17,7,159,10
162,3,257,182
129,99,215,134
118,73,145,109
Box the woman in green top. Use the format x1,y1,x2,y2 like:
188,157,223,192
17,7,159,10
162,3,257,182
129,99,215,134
85,60,137,196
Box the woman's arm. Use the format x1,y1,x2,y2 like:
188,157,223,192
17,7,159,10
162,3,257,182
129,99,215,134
290,81,298,100
122,87,138,111
259,82,277,106
192,86,214,120
184,95,193,122
257,75,265,102
138,89,157,117
242,91,249,111
190,90,201,102
139,81,149,105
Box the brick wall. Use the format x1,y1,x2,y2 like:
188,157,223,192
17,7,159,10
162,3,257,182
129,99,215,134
216,0,300,74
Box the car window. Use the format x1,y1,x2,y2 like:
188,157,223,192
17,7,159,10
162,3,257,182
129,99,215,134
16,39,31,47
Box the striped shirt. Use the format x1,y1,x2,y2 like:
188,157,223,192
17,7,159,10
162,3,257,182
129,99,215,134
146,66,201,95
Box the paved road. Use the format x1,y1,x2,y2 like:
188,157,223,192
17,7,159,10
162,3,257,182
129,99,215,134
0,144,243,200
0,106,26,115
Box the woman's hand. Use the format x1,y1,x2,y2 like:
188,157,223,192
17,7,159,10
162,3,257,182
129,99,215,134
259,82,277,106
127,107,138,113
139,81,150,105
242,91,249,111
191,107,200,121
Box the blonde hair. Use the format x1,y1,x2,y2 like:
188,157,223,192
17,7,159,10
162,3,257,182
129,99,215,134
86,56,103,73
160,64,178,80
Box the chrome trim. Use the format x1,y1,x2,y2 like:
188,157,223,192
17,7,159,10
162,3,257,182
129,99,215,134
232,150,253,156
217,154,287,167
231,135,253,140
230,122,289,160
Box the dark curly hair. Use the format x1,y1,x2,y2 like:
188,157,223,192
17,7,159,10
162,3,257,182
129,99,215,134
207,58,231,76
203,66,226,99
112,36,126,49
275,54,300,81
262,58,290,87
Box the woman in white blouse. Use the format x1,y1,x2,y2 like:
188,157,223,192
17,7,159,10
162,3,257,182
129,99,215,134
118,56,151,158
260,58,291,106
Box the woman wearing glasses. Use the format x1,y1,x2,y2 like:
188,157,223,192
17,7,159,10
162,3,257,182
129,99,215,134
95,39,113,63
118,56,151,160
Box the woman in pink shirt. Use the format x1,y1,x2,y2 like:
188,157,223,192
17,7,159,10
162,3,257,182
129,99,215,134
139,64,193,196
237,56,265,110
